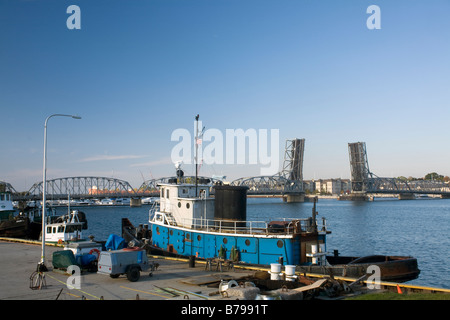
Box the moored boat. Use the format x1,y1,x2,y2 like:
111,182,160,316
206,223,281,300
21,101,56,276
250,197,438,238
298,254,420,282
0,189,29,238
125,115,420,283
147,181,332,265
140,180,419,282
43,209,88,244
15,205,58,240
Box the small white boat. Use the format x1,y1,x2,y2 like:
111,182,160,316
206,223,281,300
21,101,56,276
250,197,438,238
44,210,88,244
77,199,93,206
99,198,114,205
141,197,158,205
114,198,131,205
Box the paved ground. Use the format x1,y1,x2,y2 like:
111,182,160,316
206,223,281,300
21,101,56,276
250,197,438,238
0,240,256,300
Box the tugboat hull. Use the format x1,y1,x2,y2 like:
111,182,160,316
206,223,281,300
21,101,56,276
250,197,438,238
148,222,327,266
123,218,420,283
0,217,29,238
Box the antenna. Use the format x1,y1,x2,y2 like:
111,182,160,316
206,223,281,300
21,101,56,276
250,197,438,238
175,161,184,183
195,114,199,197
139,170,145,183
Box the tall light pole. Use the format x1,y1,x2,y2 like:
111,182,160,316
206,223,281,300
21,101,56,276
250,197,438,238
38,114,81,271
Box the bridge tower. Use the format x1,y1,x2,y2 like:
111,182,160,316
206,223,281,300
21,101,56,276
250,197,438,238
343,142,371,200
281,138,305,202
341,142,450,200
281,138,305,182
229,138,305,202
348,142,370,192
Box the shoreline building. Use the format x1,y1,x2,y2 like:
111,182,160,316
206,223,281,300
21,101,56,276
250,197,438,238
304,179,351,195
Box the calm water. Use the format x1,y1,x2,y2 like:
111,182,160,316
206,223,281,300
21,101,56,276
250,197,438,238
55,197,450,289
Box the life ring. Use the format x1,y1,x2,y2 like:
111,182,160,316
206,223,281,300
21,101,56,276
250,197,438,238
123,247,141,251
89,248,101,259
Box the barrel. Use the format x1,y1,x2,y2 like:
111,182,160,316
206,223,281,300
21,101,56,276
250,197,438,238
270,263,281,273
285,265,296,276
214,185,248,228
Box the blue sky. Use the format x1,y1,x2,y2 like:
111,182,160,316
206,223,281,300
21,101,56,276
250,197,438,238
1,0,449,191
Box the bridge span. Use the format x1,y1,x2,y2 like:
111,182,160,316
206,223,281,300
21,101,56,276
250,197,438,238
138,138,307,202
341,142,450,200
8,139,306,203
12,176,140,201
5,140,450,203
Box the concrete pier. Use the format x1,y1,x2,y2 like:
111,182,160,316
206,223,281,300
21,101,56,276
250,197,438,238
338,193,369,201
130,198,142,207
0,240,254,300
1,239,449,303
282,194,304,203
398,193,415,200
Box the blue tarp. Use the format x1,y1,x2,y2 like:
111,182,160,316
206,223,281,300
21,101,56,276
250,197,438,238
105,234,126,251
77,254,97,266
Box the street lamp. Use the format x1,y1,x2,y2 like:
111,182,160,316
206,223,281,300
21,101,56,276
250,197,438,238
38,114,81,272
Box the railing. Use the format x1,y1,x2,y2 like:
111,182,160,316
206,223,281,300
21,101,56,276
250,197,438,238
149,209,328,235
149,201,159,221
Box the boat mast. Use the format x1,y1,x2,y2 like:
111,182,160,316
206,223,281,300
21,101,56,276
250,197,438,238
195,114,199,197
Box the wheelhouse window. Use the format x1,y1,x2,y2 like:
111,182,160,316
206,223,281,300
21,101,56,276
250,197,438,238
65,225,82,233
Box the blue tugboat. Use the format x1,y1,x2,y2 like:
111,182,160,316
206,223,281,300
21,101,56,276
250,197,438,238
140,178,419,282
148,181,329,266
146,114,329,266
124,115,420,282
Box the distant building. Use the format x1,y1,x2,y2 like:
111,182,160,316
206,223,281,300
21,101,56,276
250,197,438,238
303,179,351,195
303,180,315,193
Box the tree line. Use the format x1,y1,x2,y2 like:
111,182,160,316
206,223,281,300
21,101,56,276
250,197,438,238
397,172,450,182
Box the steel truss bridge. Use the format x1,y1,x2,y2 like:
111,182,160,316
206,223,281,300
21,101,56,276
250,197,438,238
9,138,306,201
229,139,304,195
13,177,138,201
348,142,450,198
6,140,450,202
138,138,306,197
0,181,17,194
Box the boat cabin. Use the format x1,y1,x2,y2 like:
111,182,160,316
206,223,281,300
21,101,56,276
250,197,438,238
156,183,214,228
0,192,14,216
45,222,84,243
44,210,86,243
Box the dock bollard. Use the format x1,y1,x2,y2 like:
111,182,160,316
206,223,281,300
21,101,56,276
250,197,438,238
189,255,196,268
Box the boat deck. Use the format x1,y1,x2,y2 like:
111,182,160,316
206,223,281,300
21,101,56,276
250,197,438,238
152,212,329,236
